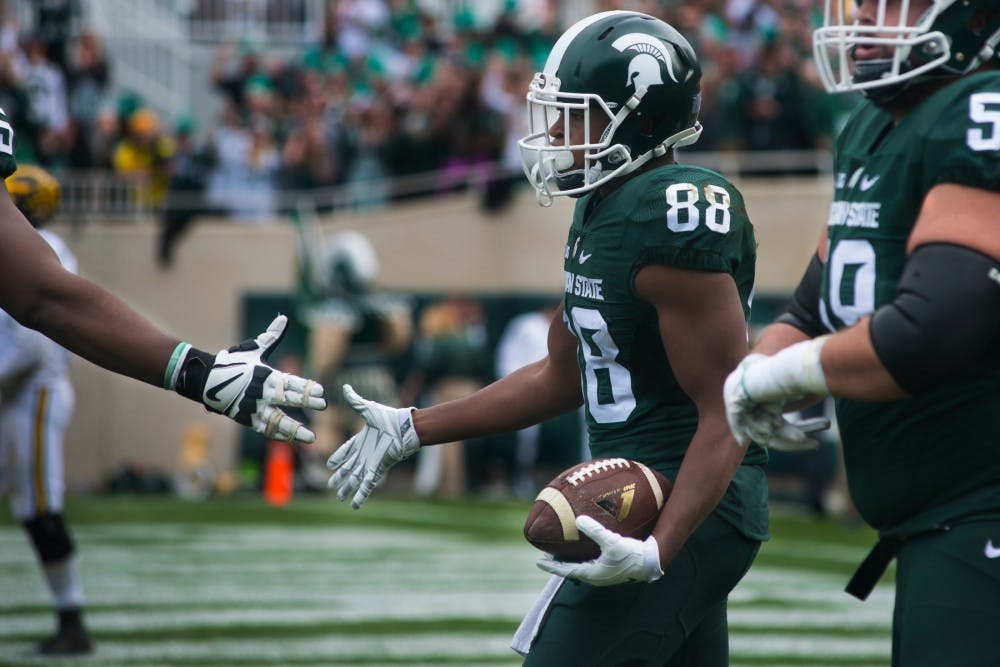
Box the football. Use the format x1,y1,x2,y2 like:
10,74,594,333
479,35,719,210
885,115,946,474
523,457,672,562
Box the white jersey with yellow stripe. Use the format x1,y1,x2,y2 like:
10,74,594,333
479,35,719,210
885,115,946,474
0,229,77,518
0,230,77,390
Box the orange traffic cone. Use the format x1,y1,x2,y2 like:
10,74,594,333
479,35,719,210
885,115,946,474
263,440,294,506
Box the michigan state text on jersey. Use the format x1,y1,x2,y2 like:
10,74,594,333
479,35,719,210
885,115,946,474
562,163,766,540
823,71,1000,537
515,11,769,666
726,2,1000,664
328,11,774,666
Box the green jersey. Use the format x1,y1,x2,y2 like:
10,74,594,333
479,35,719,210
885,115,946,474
823,71,1000,536
0,107,16,178
563,163,768,540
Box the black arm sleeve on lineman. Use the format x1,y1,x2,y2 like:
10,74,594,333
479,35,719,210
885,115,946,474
774,253,827,338
869,243,1000,394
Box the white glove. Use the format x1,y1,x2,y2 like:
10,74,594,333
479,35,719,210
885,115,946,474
170,315,326,444
724,340,831,450
326,385,420,509
724,397,827,451
733,338,830,404
536,516,664,586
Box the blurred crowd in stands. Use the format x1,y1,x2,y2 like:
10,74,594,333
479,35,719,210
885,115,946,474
0,0,848,511
0,0,858,256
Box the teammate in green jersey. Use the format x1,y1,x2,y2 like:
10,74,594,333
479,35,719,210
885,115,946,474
724,1,1000,664
327,11,819,664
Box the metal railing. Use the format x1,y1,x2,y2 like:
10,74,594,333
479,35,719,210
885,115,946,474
54,149,833,223
4,0,601,44
178,0,327,44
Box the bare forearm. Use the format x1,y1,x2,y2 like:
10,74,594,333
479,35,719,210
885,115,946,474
0,192,180,388
28,272,179,387
650,418,745,566
747,318,906,403
820,318,907,400
752,321,809,355
413,360,582,445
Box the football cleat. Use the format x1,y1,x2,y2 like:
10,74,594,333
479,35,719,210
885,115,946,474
36,626,94,656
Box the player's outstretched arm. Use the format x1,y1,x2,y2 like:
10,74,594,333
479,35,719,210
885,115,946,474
328,304,583,508
0,189,325,443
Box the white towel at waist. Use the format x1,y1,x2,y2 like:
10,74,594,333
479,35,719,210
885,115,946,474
511,574,565,657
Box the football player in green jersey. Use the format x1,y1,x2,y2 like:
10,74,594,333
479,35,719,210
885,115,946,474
328,11,818,664
724,1,1000,664
0,116,325,443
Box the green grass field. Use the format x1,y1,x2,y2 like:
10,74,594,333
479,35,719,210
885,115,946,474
0,496,892,667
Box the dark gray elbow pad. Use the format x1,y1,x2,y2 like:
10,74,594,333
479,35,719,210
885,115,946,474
869,243,1000,394
774,253,827,338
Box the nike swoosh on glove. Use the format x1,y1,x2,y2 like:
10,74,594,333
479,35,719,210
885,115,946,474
326,385,420,509
536,516,664,586
171,315,326,443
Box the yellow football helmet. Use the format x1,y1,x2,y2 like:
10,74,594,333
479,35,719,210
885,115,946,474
5,164,60,227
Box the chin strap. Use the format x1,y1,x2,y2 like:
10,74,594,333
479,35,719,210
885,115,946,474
586,163,604,186
978,29,1000,66
530,81,703,204
531,161,555,207
613,122,704,178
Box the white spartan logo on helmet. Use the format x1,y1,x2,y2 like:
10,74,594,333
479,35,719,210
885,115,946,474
611,33,679,91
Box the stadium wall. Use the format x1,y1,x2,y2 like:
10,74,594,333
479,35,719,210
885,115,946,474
52,178,831,492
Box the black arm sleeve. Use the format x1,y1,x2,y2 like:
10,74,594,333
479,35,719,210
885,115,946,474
774,253,827,338
869,243,1000,394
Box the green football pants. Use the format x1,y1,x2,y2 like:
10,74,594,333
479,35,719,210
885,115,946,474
892,519,1000,667
522,512,761,667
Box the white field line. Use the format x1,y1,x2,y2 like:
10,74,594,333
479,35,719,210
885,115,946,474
1,632,891,664
0,633,523,664
0,591,893,637
0,523,894,665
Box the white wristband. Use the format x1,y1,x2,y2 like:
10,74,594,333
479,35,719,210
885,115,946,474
397,407,421,450
744,336,830,402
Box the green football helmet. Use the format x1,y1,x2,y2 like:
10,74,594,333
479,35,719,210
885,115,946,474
324,230,379,297
814,0,1000,102
517,11,702,206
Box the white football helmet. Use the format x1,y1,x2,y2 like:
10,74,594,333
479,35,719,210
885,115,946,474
814,0,1000,100
324,230,379,297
